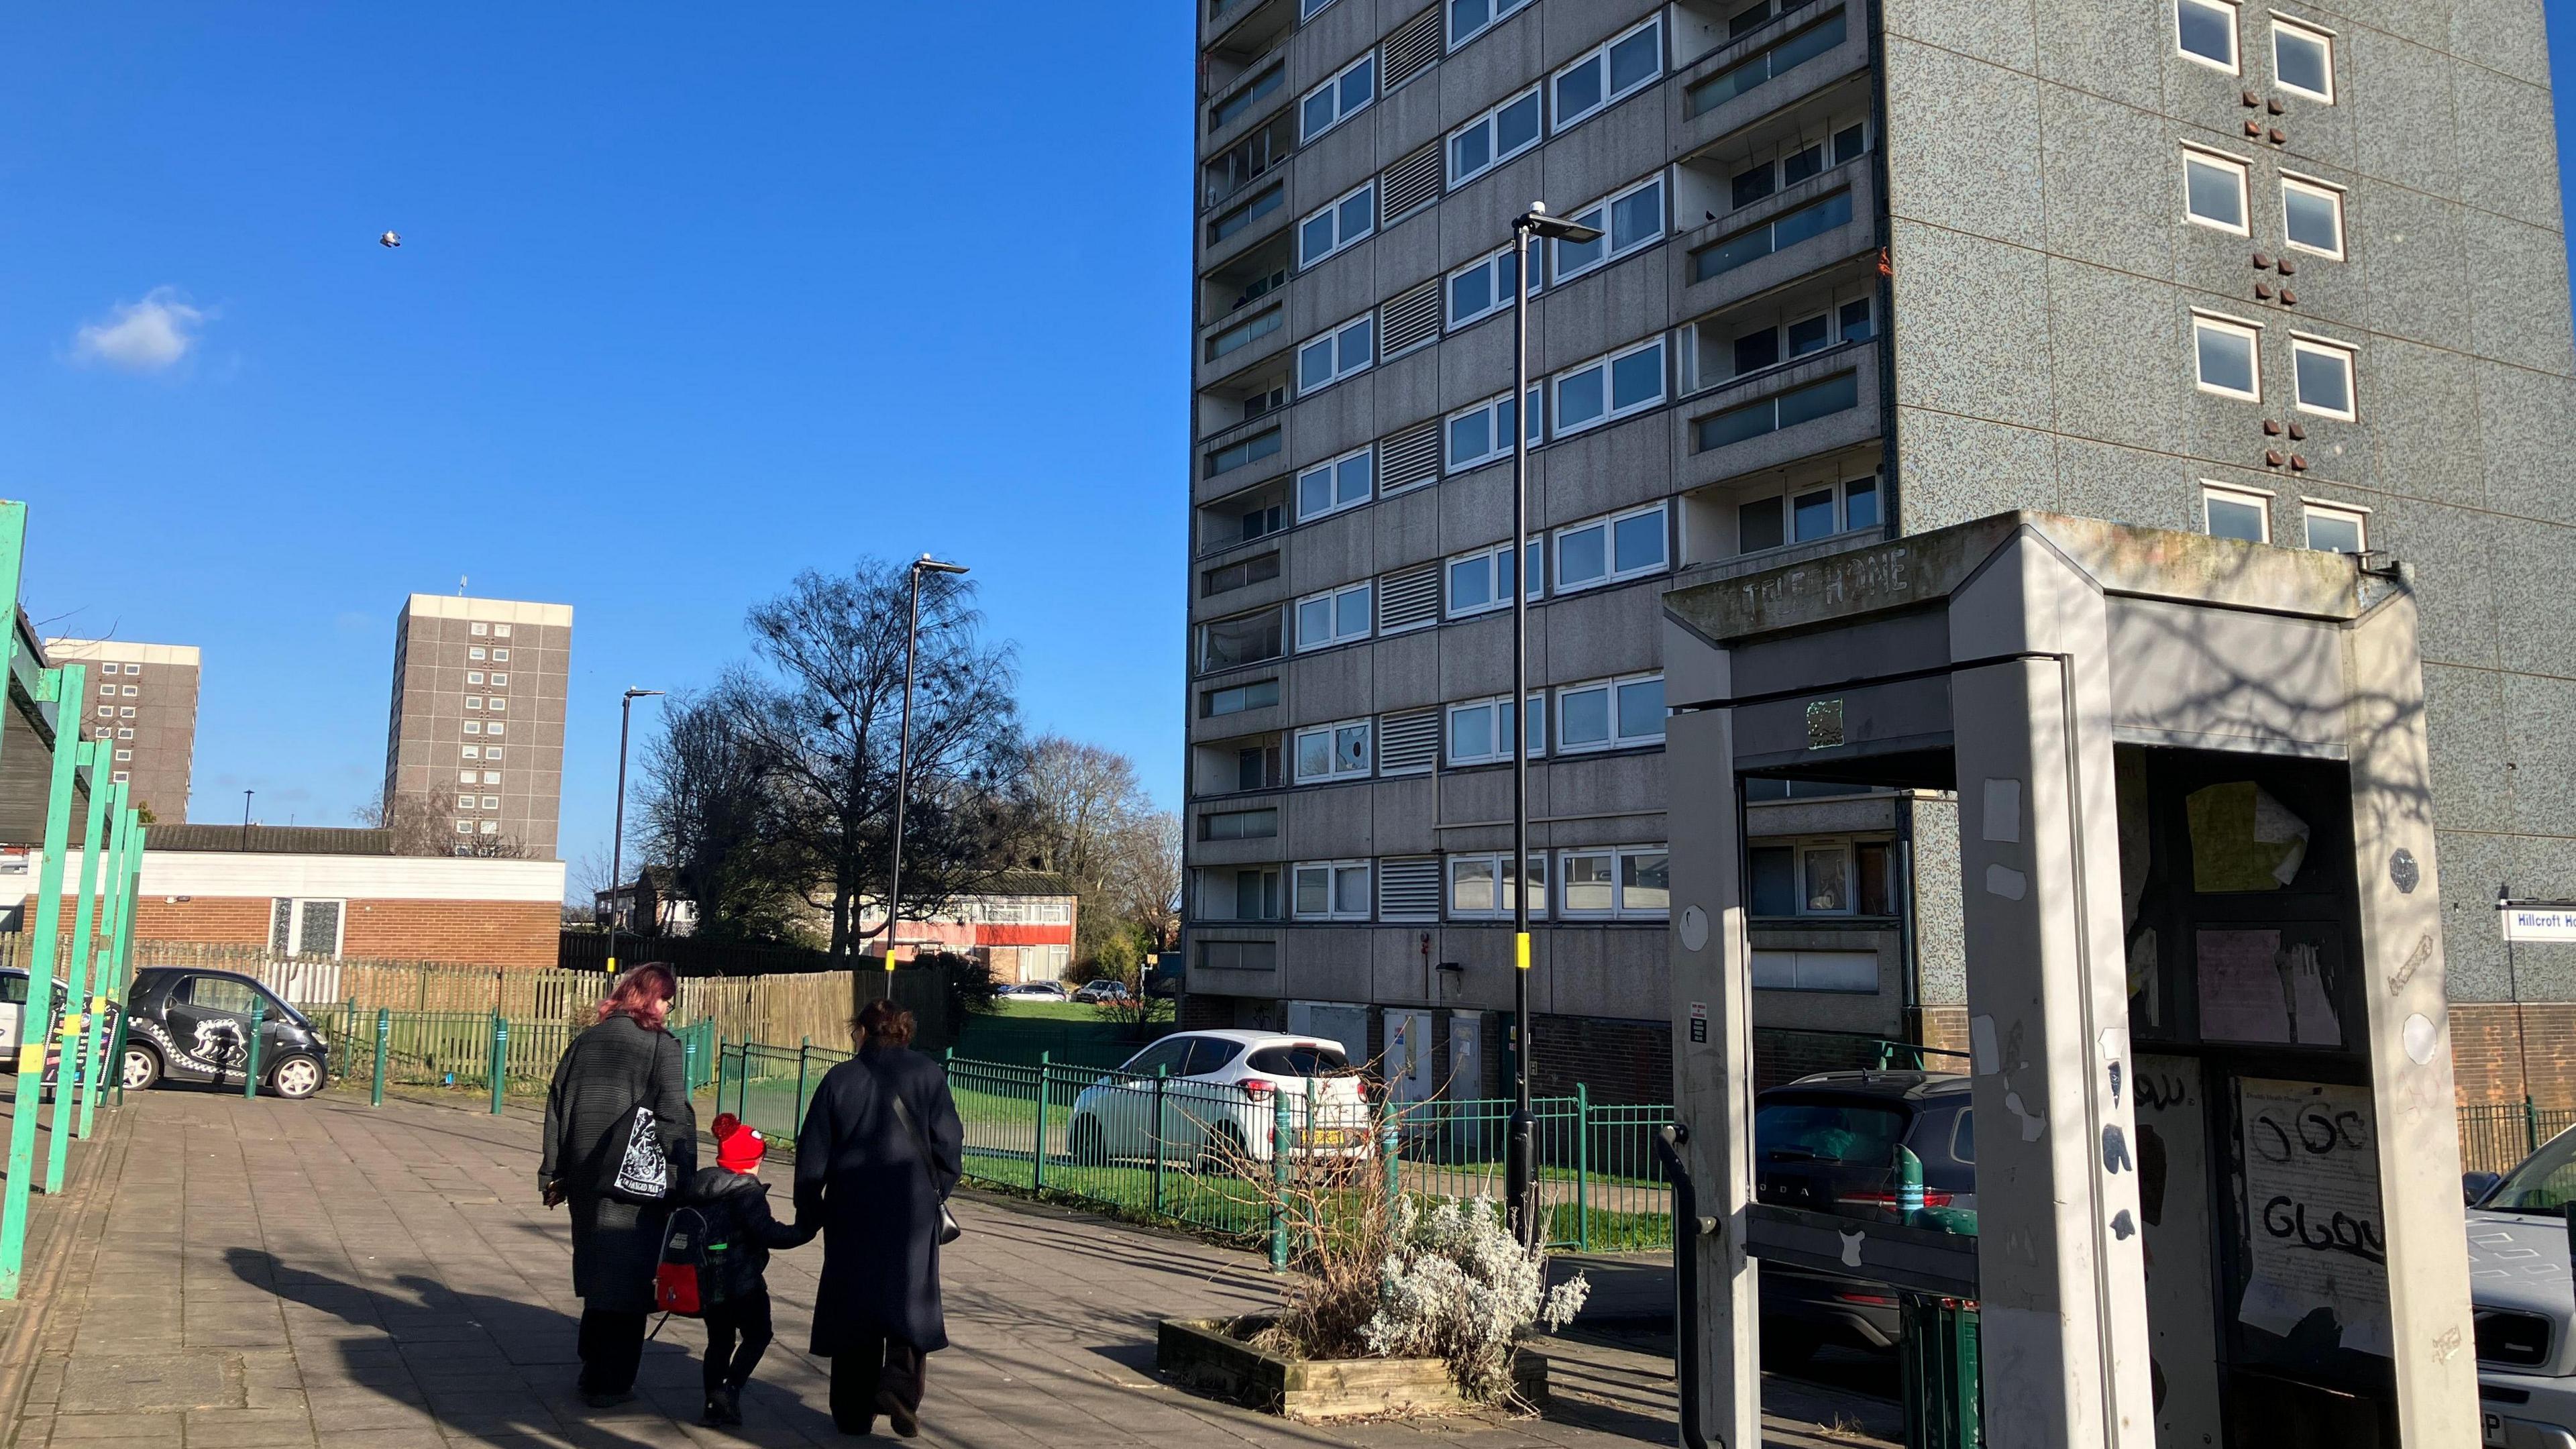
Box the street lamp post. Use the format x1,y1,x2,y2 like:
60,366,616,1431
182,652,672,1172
1506,202,1602,1249
241,789,254,850
877,555,970,972
608,688,664,972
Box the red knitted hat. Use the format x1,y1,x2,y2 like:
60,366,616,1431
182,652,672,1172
712,1113,766,1172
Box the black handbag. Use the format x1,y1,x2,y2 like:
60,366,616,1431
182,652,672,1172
883,1071,961,1245
596,1036,674,1205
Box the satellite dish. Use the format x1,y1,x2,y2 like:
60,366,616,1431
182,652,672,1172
378,231,402,248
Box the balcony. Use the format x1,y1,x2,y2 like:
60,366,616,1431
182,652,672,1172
1672,337,1883,493
1674,1,1870,158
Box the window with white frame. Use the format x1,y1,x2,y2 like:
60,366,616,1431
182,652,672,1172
1704,293,1875,386
1299,181,1377,268
1557,845,1669,918
113,749,131,761
470,622,489,637
1448,853,1546,918
121,685,137,697
1553,175,1664,282
1446,694,1544,765
1554,503,1668,593
2280,174,2345,258
2202,482,2271,543
1556,674,1664,753
466,671,485,686
1294,718,1374,782
2290,334,2355,419
1446,246,1531,329
1445,388,1538,472
454,821,474,835
1293,859,1373,920
1301,53,1375,142
484,745,503,760
2182,146,2249,233
1448,0,1534,52
1553,16,1661,131
2192,313,2261,400
460,771,478,786
493,625,511,637
2177,0,2238,71
486,721,504,736
479,819,500,835
489,673,507,688
468,646,486,661
465,696,483,710
492,648,509,661
1748,838,1893,916
1449,85,1542,186
1297,448,1374,522
462,745,480,760
1729,122,1870,211
2271,17,2332,102
1551,337,1665,437
2303,499,2367,554
268,897,347,957
1735,472,1880,553
110,771,129,784
1295,582,1373,650
118,705,134,718
457,793,476,809
1297,313,1374,392
1445,540,1540,616
488,696,505,712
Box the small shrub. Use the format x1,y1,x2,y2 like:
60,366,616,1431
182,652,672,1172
1361,1195,1589,1403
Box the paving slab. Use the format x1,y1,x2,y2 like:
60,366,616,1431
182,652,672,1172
9,1086,1894,1449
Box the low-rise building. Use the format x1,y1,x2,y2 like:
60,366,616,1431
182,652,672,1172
851,871,1080,983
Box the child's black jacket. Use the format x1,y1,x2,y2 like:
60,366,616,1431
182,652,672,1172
682,1166,813,1303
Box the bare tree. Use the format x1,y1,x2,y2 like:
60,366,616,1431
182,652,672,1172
636,686,810,944
734,561,1028,957
354,792,530,858
1020,737,1181,961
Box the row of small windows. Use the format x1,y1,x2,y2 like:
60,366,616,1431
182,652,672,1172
97,684,140,697
2181,146,2343,257
468,646,511,662
2203,484,2367,554
2190,312,2354,419
1197,845,1670,924
1278,674,1666,788
92,662,146,677
2177,0,2332,104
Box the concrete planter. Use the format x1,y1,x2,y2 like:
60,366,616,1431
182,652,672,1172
1155,1315,1546,1421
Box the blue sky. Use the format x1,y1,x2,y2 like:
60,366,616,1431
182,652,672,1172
1,6,2571,892
0,6,1190,887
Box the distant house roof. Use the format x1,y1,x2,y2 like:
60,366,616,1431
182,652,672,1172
981,869,1077,898
149,824,396,857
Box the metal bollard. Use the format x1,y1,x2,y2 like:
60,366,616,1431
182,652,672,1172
794,1038,811,1131
489,1014,508,1115
1032,1053,1051,1193
108,1008,130,1108
243,1004,266,1099
372,1009,389,1107
1381,1087,1400,1213
1269,1086,1292,1271
1150,1065,1168,1216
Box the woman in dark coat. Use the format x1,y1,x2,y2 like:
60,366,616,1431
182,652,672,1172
540,963,697,1406
796,999,964,1437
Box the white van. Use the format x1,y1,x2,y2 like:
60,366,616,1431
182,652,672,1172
2466,1128,2576,1447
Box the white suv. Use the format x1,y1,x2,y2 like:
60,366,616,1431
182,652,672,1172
2467,1130,2576,1447
1065,1030,1371,1169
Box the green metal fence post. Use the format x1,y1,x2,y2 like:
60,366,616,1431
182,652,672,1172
72,796,130,1140
1380,1087,1400,1212
46,762,114,1194
683,1027,700,1095
1270,1087,1292,1272
714,1040,727,1120
795,1037,812,1130
1575,1083,1591,1252
2528,1095,2542,1157
372,1009,389,1106
243,1002,266,1099
489,1013,508,1114
4,663,85,1291
1151,1065,1168,1216
98,818,144,1123
1033,1053,1051,1193
107,1009,130,1108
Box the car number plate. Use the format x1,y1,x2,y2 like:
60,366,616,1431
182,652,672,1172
2483,1410,2507,1448
1306,1129,1348,1146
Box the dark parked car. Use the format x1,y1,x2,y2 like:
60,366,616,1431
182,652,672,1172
1754,1071,1976,1362
119,968,330,1099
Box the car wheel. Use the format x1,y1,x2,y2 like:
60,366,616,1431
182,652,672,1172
1196,1123,1249,1177
267,1053,323,1100
121,1044,162,1092
1069,1116,1107,1167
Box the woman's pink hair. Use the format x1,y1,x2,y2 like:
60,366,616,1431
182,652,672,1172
596,963,678,1030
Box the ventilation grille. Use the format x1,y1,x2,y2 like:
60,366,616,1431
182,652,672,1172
1379,419,1442,493
1379,707,1440,775
1379,279,1442,359
1199,938,1278,971
1381,7,1443,92
1380,143,1444,227
1379,563,1441,633
1379,857,1442,921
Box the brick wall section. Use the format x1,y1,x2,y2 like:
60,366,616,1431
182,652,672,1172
35,894,557,971
1919,1006,1972,1061
2451,1003,2576,1110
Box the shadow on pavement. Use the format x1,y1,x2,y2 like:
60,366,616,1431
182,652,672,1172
221,1246,845,1446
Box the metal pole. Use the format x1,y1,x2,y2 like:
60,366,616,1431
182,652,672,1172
1152,1064,1168,1216
372,1008,390,1107
74,796,131,1139
1576,1081,1591,1252
490,1013,508,1114
1033,1051,1051,1193
610,692,633,973
1270,1087,1292,1271
3,665,85,1297
795,1037,811,1128
244,1002,266,1099
882,563,924,973
46,763,113,1193
1507,213,1538,1248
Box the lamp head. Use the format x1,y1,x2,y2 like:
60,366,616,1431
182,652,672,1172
1516,203,1603,244
914,555,971,576
624,688,665,701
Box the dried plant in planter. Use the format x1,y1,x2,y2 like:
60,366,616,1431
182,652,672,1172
1224,1083,1589,1407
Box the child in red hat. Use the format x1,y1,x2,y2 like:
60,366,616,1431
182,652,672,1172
686,1114,813,1426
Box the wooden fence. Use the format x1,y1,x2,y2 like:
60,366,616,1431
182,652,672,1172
131,942,608,1021
674,971,863,1053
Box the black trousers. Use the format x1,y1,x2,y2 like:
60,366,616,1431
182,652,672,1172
576,1307,649,1395
702,1290,775,1392
828,1336,925,1433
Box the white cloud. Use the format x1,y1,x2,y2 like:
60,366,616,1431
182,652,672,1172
72,288,208,372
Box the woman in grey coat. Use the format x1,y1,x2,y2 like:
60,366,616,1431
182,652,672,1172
540,963,696,1405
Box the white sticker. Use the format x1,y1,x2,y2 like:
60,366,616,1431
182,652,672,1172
1985,863,2028,900
1970,1014,2000,1075
1982,778,2023,843
2402,1012,2437,1066
1839,1229,1865,1269
1680,904,1709,952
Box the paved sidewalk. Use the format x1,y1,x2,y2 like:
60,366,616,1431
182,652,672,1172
7,1087,1889,1449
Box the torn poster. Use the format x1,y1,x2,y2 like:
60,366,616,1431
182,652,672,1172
2185,781,2312,893
2196,929,2343,1046
2238,1079,2390,1356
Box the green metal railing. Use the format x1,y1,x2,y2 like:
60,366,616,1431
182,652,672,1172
318,1007,718,1111
2460,1100,2576,1176
708,1038,1675,1253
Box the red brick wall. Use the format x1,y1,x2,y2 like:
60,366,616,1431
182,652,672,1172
2450,1003,2576,1110
36,894,557,971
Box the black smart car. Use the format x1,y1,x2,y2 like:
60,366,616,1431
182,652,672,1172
120,968,330,1099
1755,1071,1977,1363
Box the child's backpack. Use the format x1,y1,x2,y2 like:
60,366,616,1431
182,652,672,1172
655,1205,727,1317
